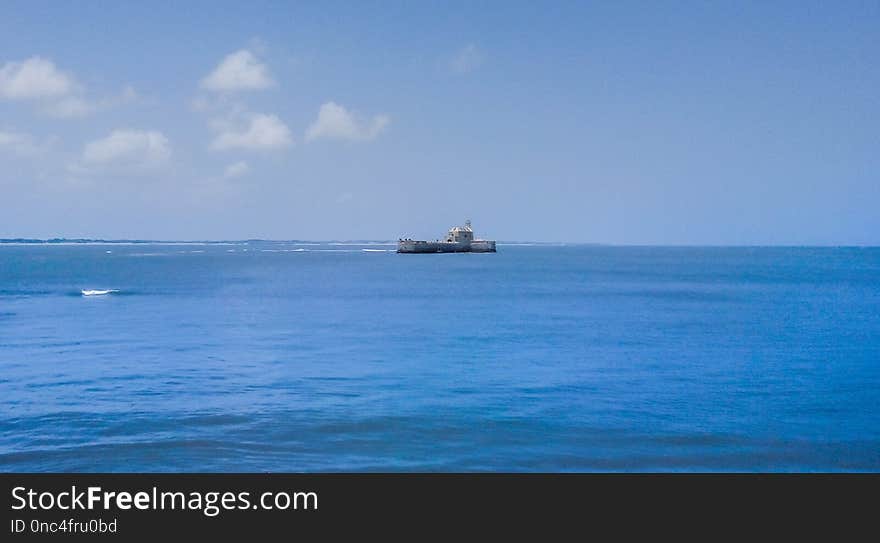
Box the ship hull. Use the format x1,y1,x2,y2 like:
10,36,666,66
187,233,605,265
397,240,496,253
470,240,496,253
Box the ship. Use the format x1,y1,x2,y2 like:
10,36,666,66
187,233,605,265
397,220,496,253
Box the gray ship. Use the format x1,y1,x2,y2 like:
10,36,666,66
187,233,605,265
398,220,496,253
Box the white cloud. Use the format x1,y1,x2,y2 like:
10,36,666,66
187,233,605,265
201,50,274,92
305,102,390,142
81,129,171,169
210,113,292,151
0,130,43,156
1,57,139,120
224,161,250,178
0,57,75,99
449,44,485,75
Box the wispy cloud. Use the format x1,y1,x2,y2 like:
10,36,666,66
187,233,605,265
40,96,94,118
224,161,250,178
201,50,274,92
448,44,485,75
40,85,140,119
0,130,48,157
305,102,389,143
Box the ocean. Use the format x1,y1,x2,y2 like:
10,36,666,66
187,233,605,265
1,243,878,472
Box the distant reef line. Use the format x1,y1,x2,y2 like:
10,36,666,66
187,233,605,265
0,238,572,245
0,238,394,244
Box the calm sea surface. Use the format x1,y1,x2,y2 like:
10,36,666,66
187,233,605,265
1,244,878,471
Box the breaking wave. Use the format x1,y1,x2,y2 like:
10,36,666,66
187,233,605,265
81,289,119,297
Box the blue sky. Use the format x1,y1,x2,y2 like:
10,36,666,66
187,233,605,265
1,1,878,243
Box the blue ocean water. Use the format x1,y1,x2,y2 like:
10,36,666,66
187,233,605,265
1,243,878,472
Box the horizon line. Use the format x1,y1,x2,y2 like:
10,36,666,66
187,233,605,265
1,238,878,248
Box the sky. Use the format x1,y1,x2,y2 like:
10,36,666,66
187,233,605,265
0,1,878,244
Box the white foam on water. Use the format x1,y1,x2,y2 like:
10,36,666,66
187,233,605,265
81,289,119,296
325,243,393,247
362,248,393,252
